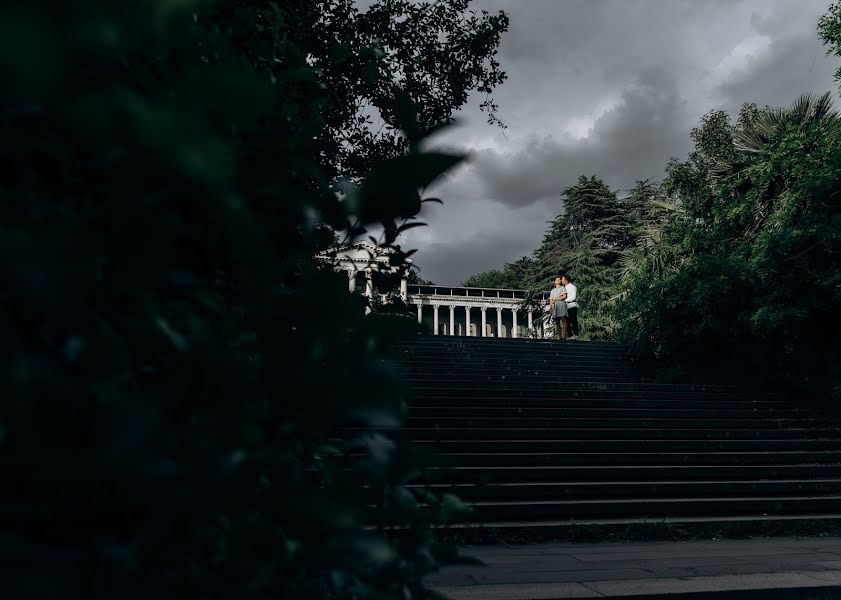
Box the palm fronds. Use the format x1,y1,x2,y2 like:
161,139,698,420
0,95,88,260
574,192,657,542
731,92,840,157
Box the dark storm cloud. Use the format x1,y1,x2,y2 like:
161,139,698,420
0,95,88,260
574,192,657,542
411,233,535,286
470,67,690,208
717,30,838,112
353,0,838,283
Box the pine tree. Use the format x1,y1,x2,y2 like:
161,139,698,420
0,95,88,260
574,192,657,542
461,175,644,339
523,175,636,337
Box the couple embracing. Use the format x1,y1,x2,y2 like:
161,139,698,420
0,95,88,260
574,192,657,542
549,274,579,340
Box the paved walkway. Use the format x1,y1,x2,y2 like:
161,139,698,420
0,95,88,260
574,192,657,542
427,537,841,598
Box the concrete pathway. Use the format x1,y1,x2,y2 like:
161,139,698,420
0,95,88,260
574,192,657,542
427,537,841,598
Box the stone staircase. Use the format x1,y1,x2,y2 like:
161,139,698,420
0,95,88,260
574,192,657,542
389,336,841,535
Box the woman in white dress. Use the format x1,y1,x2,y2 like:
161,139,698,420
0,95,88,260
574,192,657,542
548,277,568,340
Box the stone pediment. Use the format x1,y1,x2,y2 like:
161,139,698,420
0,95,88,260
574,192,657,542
317,240,412,273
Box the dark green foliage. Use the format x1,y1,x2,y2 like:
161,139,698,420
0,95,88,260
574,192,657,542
517,176,635,338
594,2,841,396
617,91,841,394
558,175,636,252
623,179,671,235
457,2,841,404
201,0,508,185
0,0,507,597
820,2,841,89
462,268,510,288
460,176,645,339
460,257,531,289
462,269,506,288
407,269,435,286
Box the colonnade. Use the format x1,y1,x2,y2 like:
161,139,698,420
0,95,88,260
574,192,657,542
414,302,536,338
326,242,545,338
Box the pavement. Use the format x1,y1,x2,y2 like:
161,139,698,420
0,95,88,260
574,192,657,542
427,537,841,598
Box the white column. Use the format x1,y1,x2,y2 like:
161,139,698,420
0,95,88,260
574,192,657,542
348,270,356,292
465,306,471,337
364,272,373,315
481,306,488,337
416,302,423,323
496,308,503,338
528,310,533,332
512,308,519,338
433,304,440,335
449,305,455,336
400,277,408,301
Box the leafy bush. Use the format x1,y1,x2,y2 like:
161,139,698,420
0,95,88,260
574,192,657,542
616,91,841,394
0,0,506,597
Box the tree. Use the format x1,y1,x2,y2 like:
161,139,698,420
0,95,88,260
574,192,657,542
504,256,535,287
560,175,634,251
462,269,510,288
461,256,532,289
819,1,841,86
714,93,841,236
407,268,435,285
615,179,683,286
616,90,841,391
663,109,736,234
524,176,634,338
209,0,509,187
461,176,643,338
623,179,670,232
0,0,491,597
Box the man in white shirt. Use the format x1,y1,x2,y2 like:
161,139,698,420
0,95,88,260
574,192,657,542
560,274,579,340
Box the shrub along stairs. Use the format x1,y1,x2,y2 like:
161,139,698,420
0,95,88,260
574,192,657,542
387,335,841,539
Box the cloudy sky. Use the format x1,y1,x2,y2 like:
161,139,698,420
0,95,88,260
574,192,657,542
374,0,839,284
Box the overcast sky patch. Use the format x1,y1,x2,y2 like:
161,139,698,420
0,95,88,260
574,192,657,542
355,0,838,284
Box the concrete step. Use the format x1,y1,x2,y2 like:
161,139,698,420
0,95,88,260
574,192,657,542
409,388,784,400
392,340,629,356
402,369,643,383
395,340,630,350
433,513,841,541
404,417,822,429
464,495,841,522
420,464,841,484
414,439,841,452
394,348,632,358
396,360,637,373
399,356,635,371
390,336,826,529
395,350,631,360
400,365,639,376
395,353,633,366
429,451,841,467
418,479,841,501
407,383,774,394
399,362,638,375
406,381,779,394
408,397,787,409
395,341,628,352
394,339,629,351
406,377,645,386
396,337,627,348
409,406,810,419
398,427,841,441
